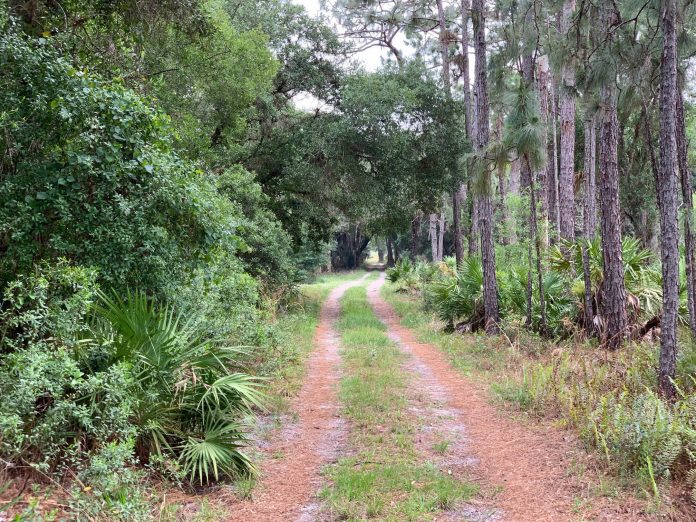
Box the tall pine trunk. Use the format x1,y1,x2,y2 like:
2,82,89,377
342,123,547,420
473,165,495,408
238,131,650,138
598,0,627,350
430,213,439,262
558,0,576,241
657,0,679,399
468,196,480,256
461,0,473,139
472,0,499,333
536,56,551,248
455,0,473,266
436,0,459,267
453,188,465,264
677,82,696,337
582,114,597,333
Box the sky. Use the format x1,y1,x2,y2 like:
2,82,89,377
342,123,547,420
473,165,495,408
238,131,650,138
296,0,394,70
293,0,405,109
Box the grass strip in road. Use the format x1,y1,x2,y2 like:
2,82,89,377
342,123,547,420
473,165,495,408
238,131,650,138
320,285,476,521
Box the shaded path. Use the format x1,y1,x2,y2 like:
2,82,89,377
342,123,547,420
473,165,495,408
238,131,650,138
366,272,643,522
229,275,368,522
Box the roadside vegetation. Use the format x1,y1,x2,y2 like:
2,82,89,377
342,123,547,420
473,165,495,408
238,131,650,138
320,284,477,520
0,272,347,520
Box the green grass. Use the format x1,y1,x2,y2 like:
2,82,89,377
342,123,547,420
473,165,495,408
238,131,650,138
320,285,476,521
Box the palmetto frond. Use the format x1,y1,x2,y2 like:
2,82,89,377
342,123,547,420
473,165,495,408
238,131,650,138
92,290,261,483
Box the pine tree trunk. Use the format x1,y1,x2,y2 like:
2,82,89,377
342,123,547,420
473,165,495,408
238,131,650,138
536,56,551,248
657,0,679,399
453,188,465,265
598,0,627,350
468,195,480,256
548,78,561,243
386,237,395,267
472,0,499,333
495,115,510,246
461,0,473,140
438,209,445,261
583,115,598,237
558,0,576,241
677,83,696,338
437,0,461,267
436,0,451,98
530,161,548,333
430,213,439,262
582,114,597,334
508,158,520,244
459,0,474,264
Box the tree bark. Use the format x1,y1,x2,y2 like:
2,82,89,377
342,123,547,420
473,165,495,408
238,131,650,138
536,56,551,248
386,236,395,267
582,114,597,333
436,0,452,99
437,0,460,266
472,0,499,333
461,0,473,140
598,0,627,350
430,213,439,262
657,0,679,399
331,228,370,270
455,0,473,267
558,0,577,241
453,188,465,265
549,77,561,243
438,209,446,261
583,115,598,237
468,195,480,256
677,80,696,338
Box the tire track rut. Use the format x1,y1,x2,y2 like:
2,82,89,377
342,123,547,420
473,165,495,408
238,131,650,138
366,272,644,522
229,275,368,522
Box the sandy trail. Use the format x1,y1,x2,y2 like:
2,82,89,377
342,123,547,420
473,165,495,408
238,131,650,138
229,275,367,522
366,272,643,522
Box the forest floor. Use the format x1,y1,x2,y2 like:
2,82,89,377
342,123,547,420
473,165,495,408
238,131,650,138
218,270,676,521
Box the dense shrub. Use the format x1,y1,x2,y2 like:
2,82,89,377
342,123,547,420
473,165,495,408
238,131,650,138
0,262,134,473
0,261,263,498
0,31,244,294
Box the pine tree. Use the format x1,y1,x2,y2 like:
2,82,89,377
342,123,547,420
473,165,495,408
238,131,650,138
657,0,679,398
472,0,499,333
597,0,627,349
558,0,577,241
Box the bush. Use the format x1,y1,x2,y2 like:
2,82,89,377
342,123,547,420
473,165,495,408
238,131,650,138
70,441,150,521
425,257,485,330
0,260,264,491
92,290,264,484
0,31,244,297
0,262,135,473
